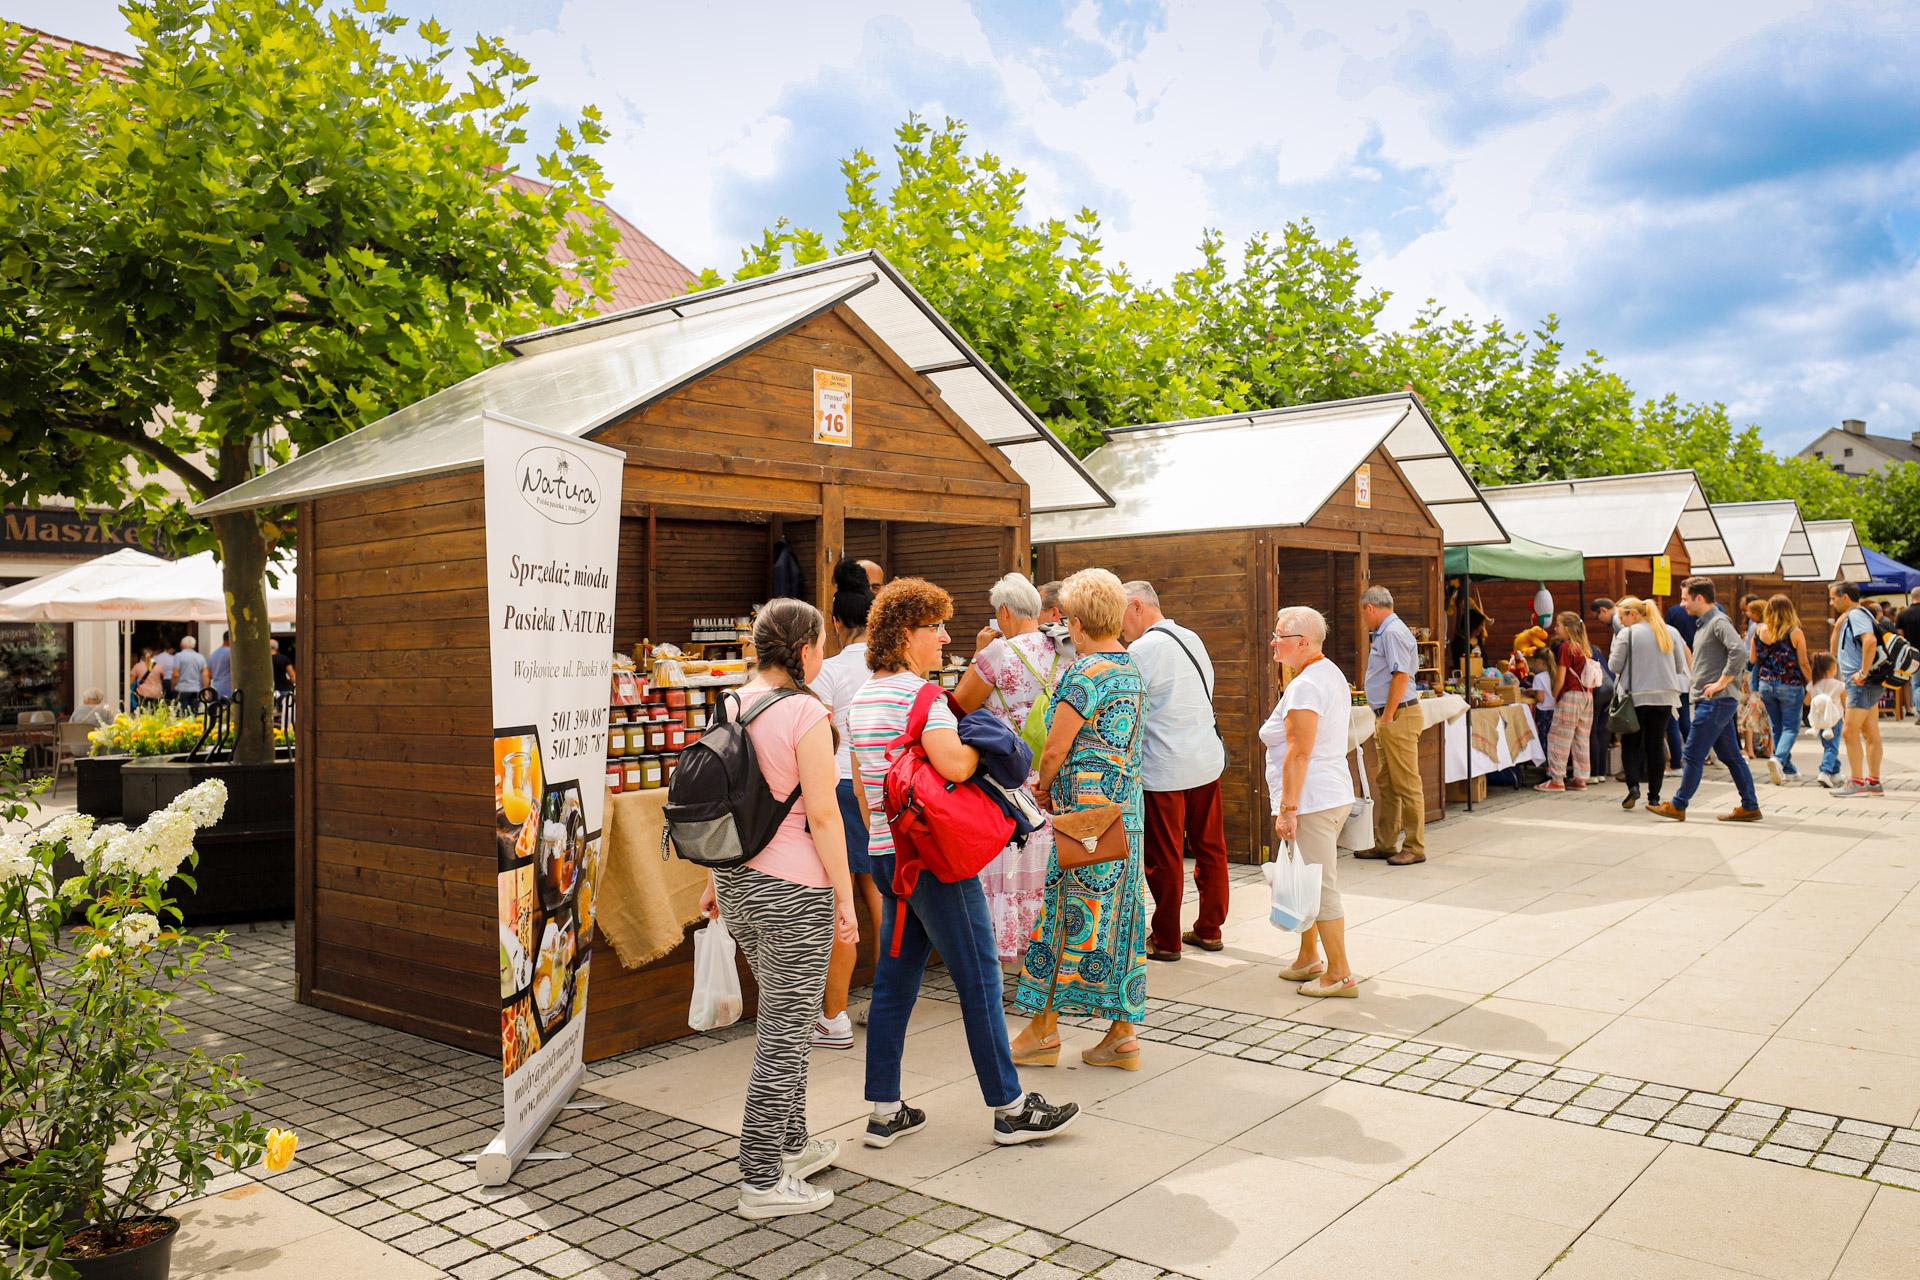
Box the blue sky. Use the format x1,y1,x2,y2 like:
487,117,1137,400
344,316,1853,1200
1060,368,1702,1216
11,0,1920,453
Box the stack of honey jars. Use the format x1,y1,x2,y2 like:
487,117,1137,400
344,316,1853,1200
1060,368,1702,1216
607,684,715,795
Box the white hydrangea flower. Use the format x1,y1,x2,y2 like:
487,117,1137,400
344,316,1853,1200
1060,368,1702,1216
85,823,129,873
40,813,95,863
0,835,35,883
171,779,228,829
102,810,198,881
112,912,159,948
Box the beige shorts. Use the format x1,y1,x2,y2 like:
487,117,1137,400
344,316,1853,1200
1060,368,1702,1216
1295,803,1351,921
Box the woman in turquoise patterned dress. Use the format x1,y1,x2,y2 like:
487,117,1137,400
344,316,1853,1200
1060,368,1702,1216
1010,568,1149,1071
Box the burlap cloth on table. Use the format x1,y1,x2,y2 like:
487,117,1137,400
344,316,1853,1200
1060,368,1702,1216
1467,703,1538,759
1499,704,1538,756
595,789,709,969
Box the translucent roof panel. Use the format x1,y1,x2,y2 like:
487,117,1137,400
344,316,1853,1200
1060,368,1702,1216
1713,500,1817,577
1481,471,1730,567
194,275,872,516
1799,519,1871,582
1032,394,1503,545
507,251,1107,512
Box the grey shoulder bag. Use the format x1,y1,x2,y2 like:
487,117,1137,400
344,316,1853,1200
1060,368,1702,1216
1607,635,1640,735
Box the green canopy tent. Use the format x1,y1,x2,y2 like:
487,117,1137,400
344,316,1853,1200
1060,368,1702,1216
1445,534,1587,581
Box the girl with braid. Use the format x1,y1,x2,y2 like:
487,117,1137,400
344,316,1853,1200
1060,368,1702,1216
697,598,860,1219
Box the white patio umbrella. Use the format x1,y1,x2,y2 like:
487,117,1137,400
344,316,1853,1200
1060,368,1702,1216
0,548,173,621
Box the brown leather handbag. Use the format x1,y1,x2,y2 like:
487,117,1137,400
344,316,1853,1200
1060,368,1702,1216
1050,804,1128,869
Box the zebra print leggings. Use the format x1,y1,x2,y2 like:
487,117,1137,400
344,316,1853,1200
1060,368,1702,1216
712,866,835,1189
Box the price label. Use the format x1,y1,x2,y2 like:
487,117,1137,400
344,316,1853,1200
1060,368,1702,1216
813,369,852,447
1354,463,1372,509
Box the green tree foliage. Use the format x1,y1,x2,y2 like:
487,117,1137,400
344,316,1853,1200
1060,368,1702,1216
713,114,1897,544
1857,463,1920,566
0,0,619,761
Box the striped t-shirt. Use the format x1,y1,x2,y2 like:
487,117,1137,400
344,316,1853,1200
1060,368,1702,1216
847,671,959,861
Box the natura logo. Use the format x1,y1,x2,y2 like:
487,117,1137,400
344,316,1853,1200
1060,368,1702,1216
515,447,601,525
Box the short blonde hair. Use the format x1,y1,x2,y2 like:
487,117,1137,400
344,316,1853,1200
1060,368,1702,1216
1058,568,1126,642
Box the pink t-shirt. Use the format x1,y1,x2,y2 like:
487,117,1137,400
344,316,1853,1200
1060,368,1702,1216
726,686,832,888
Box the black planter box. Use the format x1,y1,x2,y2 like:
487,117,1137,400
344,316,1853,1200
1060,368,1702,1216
59,758,296,925
76,754,137,821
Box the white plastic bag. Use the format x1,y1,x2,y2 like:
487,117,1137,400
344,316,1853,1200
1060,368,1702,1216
1263,841,1322,933
688,918,743,1031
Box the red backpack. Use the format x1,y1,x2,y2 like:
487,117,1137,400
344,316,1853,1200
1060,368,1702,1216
882,682,1014,954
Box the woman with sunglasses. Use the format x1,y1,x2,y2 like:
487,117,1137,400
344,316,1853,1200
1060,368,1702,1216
1261,606,1358,997
848,578,1080,1149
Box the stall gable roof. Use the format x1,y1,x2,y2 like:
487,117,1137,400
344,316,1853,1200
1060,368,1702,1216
1713,500,1818,577
1479,470,1731,567
1799,518,1871,582
192,274,877,516
505,251,1110,513
1029,393,1505,545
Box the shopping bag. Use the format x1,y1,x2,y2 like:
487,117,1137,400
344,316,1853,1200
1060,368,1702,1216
1262,841,1322,933
1337,742,1374,851
688,918,743,1031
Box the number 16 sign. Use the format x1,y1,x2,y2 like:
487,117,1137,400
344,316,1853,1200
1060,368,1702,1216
813,369,853,447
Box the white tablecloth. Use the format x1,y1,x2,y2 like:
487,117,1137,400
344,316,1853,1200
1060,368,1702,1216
1443,704,1544,781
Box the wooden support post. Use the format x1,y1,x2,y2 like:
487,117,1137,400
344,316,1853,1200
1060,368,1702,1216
817,485,843,650
877,520,892,580
644,504,658,644
294,500,316,1003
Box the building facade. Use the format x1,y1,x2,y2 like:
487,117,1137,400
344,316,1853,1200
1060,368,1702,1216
1800,419,1920,476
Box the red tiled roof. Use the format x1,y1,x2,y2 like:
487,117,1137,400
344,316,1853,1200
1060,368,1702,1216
506,174,697,312
3,24,136,124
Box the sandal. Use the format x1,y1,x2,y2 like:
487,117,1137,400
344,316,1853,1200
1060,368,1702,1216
1298,975,1359,998
1080,1039,1141,1071
1277,960,1326,982
1011,1034,1061,1067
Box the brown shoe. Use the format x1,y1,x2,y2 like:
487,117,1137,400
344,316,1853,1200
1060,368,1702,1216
1146,947,1181,962
1647,801,1686,821
1386,851,1426,866
1181,931,1224,952
1351,848,1394,859
1718,807,1763,822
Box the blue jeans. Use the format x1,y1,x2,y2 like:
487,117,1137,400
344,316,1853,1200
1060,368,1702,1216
1667,693,1688,761
864,854,1022,1110
1818,728,1841,777
1757,680,1804,774
1672,697,1759,812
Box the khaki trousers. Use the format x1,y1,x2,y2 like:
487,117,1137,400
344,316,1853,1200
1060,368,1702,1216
1371,710,1426,858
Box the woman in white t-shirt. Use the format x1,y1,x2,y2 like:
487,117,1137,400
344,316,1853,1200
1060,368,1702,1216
1260,605,1358,998
809,579,886,1048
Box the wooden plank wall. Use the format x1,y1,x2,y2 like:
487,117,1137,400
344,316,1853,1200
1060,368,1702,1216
891,523,1005,661
303,470,496,1053
1041,530,1267,860
1794,582,1836,652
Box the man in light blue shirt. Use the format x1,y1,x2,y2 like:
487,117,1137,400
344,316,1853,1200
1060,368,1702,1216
208,635,233,699
1359,586,1425,866
170,635,208,702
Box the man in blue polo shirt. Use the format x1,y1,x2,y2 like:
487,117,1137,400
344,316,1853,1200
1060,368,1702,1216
1357,586,1425,866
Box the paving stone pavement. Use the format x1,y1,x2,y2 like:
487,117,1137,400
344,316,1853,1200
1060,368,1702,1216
171,926,1185,1280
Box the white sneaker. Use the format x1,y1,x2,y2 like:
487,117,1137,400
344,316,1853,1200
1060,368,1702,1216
738,1172,833,1219
1766,758,1783,786
782,1136,838,1181
1817,772,1838,788
813,1012,853,1050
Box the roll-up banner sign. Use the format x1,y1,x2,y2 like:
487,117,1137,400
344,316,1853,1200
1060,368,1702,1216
476,413,624,1186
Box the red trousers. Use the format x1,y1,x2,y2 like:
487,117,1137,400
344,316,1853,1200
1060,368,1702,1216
1143,781,1230,953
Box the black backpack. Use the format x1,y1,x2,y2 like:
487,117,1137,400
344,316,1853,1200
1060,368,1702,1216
662,688,804,869
1865,632,1919,690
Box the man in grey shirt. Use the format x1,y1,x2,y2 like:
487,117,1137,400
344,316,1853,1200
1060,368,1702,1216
1649,577,1760,822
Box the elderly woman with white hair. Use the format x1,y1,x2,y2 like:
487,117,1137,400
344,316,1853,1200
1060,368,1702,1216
955,573,1060,961
1261,605,1358,997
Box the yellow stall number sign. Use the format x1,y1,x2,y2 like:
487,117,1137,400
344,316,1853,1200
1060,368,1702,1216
1652,554,1671,597
813,370,852,447
1354,463,1372,508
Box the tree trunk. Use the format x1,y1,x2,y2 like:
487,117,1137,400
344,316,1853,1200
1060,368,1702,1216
211,512,275,765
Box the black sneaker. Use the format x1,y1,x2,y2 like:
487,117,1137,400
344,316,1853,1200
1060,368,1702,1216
863,1104,928,1148
992,1093,1080,1145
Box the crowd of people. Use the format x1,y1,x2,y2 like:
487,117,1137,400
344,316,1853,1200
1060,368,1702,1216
1521,576,1918,819
691,559,1916,1218
127,633,297,713
695,558,1399,1219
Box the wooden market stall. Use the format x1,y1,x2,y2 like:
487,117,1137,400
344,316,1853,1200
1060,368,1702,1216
1795,519,1871,651
1477,471,1731,653
192,251,1111,1061
1030,393,1506,863
1710,500,1820,619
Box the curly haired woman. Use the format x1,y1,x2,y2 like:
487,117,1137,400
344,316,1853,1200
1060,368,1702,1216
848,578,1079,1150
